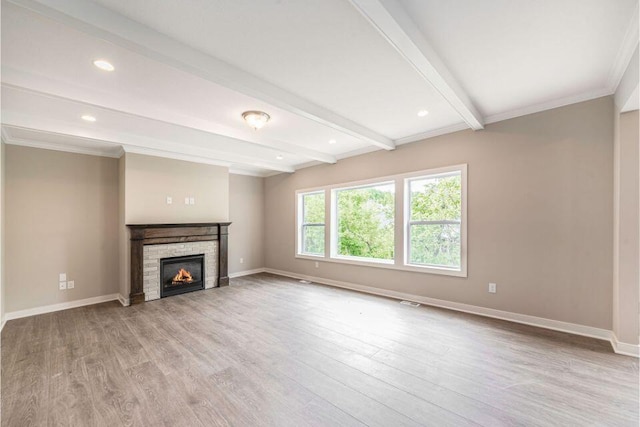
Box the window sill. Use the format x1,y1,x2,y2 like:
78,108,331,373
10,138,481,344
295,254,467,278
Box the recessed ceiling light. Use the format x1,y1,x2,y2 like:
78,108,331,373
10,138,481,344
93,59,114,71
417,110,429,117
328,139,337,144
242,110,271,130
81,115,97,122
276,155,284,160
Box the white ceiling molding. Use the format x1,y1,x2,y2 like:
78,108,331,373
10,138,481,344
2,127,123,158
3,125,270,176
394,122,469,145
227,168,268,178
483,87,613,125
348,0,484,131
615,44,639,111
607,2,639,93
8,0,395,151
1,73,338,165
1,116,296,173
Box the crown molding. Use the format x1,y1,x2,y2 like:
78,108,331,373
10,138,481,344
2,127,122,158
484,88,612,125
7,0,394,150
120,145,232,168
395,122,469,145
228,168,268,178
607,3,640,93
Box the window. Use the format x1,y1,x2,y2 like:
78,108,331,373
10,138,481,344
295,164,466,277
298,191,325,256
406,171,462,270
332,182,395,263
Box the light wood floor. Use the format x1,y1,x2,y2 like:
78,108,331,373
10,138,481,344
2,273,638,426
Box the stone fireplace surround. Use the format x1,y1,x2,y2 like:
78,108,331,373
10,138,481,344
127,223,230,304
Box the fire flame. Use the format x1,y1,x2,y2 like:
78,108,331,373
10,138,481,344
172,268,194,284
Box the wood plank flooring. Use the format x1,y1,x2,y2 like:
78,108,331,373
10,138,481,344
2,273,638,426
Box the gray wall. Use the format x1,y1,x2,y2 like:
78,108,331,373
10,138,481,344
265,97,614,330
229,174,265,275
124,153,229,224
613,110,639,344
5,146,120,312
118,153,231,300
1,142,5,323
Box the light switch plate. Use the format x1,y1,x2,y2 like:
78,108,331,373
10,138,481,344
166,196,172,205
59,273,66,281
185,197,190,205
68,280,75,289
189,197,195,205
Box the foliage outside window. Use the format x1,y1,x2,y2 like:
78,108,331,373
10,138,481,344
299,191,325,256
406,172,462,269
333,182,395,262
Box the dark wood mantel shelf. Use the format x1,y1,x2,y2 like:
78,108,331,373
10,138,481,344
127,222,231,304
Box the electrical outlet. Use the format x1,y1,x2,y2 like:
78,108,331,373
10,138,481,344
59,273,66,281
240,258,244,264
166,196,172,205
184,197,190,205
68,280,75,289
488,282,497,293
189,197,195,205
315,261,319,268
59,281,67,290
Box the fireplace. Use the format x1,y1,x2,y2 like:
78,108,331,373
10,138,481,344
127,223,230,304
160,254,205,298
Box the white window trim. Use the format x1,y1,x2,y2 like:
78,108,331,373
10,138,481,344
403,166,467,277
294,164,467,278
330,180,396,265
295,189,326,257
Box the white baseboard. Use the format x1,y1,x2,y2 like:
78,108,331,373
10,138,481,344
4,294,120,321
1,316,5,333
229,268,267,279
117,293,130,307
264,268,639,358
611,332,640,357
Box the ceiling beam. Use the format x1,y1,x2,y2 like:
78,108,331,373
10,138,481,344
348,0,484,130
8,0,395,151
1,119,296,174
2,80,337,165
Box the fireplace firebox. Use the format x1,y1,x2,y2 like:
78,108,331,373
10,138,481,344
160,254,205,298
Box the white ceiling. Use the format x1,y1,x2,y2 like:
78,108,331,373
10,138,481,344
1,0,638,176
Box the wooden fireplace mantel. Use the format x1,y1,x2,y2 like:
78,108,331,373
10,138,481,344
127,222,231,304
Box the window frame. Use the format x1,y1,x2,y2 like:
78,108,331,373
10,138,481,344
404,168,467,276
296,190,326,258
294,164,467,278
330,180,396,265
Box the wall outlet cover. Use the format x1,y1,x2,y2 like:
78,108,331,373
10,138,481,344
166,196,172,204
59,273,66,281
68,280,75,289
489,283,497,293
59,281,67,290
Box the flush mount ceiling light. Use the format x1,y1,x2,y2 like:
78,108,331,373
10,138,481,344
242,110,270,130
417,110,429,117
328,139,337,144
93,59,115,71
81,115,97,122
276,155,284,160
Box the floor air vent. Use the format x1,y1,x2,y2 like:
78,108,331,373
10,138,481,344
299,280,312,284
400,300,420,307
